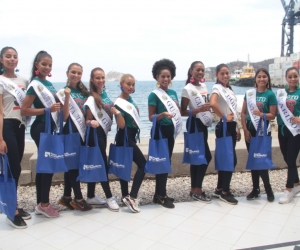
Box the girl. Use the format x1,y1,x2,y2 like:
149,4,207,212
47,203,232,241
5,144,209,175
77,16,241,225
241,68,276,202
148,58,182,208
0,47,31,228
57,63,92,211
181,61,212,203
84,67,119,212
277,67,300,204
21,51,61,218
210,64,241,205
111,74,145,213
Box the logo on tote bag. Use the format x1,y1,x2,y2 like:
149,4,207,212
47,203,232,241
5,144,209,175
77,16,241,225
83,165,102,170
109,160,125,168
44,151,64,159
64,152,77,157
253,153,267,158
185,148,200,154
0,200,7,206
149,156,167,162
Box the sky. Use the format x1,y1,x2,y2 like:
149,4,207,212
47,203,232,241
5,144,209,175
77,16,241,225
1,0,300,82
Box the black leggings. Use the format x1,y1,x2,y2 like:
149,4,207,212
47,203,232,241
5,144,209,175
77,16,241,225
278,125,300,189
3,119,25,195
30,119,53,204
215,121,237,193
117,127,146,199
152,124,175,197
245,121,271,190
187,117,212,189
87,125,112,199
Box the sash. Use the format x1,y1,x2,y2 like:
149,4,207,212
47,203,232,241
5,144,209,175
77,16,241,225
84,96,112,135
115,97,140,128
28,80,59,128
57,89,86,140
277,89,300,136
152,88,182,138
212,84,237,121
184,83,213,127
0,76,31,126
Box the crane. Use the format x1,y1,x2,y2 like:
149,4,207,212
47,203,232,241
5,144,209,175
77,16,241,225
281,0,300,56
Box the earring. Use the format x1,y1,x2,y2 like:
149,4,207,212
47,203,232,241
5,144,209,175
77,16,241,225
120,86,124,91
79,82,83,89
132,90,135,93
48,73,52,77
15,69,19,73
0,68,5,73
169,81,172,87
190,77,195,83
156,82,160,88
35,70,40,76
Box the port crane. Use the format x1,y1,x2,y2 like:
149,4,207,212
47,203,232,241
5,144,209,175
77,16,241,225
281,0,300,56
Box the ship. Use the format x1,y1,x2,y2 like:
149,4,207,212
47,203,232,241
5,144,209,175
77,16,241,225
232,55,255,87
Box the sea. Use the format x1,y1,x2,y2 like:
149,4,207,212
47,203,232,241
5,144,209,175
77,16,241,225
25,81,281,142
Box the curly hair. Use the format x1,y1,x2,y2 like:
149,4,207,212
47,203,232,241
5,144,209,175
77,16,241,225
151,58,176,80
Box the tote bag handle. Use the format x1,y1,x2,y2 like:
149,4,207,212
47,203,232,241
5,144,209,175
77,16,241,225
222,114,228,138
151,114,163,139
114,126,130,147
0,154,13,182
255,113,268,137
187,110,199,133
85,123,99,147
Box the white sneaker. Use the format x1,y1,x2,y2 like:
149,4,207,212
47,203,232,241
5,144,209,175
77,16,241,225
293,185,300,195
122,195,140,213
279,190,294,204
106,197,119,212
86,195,106,207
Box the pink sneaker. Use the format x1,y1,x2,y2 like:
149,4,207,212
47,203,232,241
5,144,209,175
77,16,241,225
35,203,60,218
50,204,60,211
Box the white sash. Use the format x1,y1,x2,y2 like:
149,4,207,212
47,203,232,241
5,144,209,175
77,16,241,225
115,97,140,128
277,89,300,136
212,84,237,121
0,76,31,126
84,96,112,135
57,89,86,140
184,83,213,127
28,80,59,128
152,88,182,138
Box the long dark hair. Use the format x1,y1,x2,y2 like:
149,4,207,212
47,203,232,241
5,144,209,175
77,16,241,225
89,67,104,109
185,61,204,85
30,51,52,82
215,63,232,90
0,47,17,75
254,68,272,90
285,67,299,77
67,63,89,97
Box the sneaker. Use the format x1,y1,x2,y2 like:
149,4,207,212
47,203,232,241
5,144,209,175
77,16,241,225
192,192,212,203
155,195,175,208
17,208,31,220
293,185,300,195
166,196,174,202
220,192,238,205
35,203,60,218
70,199,92,211
58,196,74,210
266,187,275,202
246,188,261,200
106,197,119,212
122,195,140,213
212,188,222,198
86,195,106,207
35,203,59,215
6,214,27,229
279,190,294,204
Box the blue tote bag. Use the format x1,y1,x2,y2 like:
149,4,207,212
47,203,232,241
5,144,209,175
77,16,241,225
64,117,81,170
145,115,171,175
215,115,234,171
246,114,275,170
182,110,207,165
77,123,107,182
0,154,17,220
36,108,68,173
108,127,133,182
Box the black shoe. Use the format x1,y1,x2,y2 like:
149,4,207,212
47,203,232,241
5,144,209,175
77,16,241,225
246,188,261,200
153,195,174,203
155,195,175,208
220,192,238,205
189,191,193,197
70,199,92,211
192,192,212,203
266,187,274,202
212,189,222,198
17,208,31,220
58,196,74,210
6,214,27,229
166,196,174,202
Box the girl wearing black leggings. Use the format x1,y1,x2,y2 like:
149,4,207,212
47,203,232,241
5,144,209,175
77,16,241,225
21,51,61,218
210,64,241,205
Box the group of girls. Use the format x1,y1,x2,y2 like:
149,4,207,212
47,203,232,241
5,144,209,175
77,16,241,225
1,47,300,230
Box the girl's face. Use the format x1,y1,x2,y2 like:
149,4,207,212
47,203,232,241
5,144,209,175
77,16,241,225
35,56,52,78
121,76,135,95
67,65,83,86
91,70,105,90
190,63,205,82
216,67,230,85
157,69,171,89
255,71,269,89
0,49,18,71
286,69,299,89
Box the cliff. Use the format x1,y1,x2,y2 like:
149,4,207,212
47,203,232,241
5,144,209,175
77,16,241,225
106,71,124,82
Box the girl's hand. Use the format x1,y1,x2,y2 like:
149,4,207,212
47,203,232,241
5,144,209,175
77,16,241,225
111,107,121,115
253,109,262,117
90,120,100,128
292,117,300,124
50,103,61,112
164,112,173,119
64,87,71,96
244,129,251,143
0,139,7,154
200,103,211,113
226,112,234,122
237,129,241,141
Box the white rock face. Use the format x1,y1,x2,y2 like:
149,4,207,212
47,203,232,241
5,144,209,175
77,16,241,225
106,71,124,82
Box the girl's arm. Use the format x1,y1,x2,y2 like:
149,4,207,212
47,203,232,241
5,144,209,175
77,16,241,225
0,95,7,154
253,105,277,120
62,87,71,121
241,100,251,143
210,93,234,121
180,97,210,116
85,109,100,128
111,107,125,129
148,105,172,122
